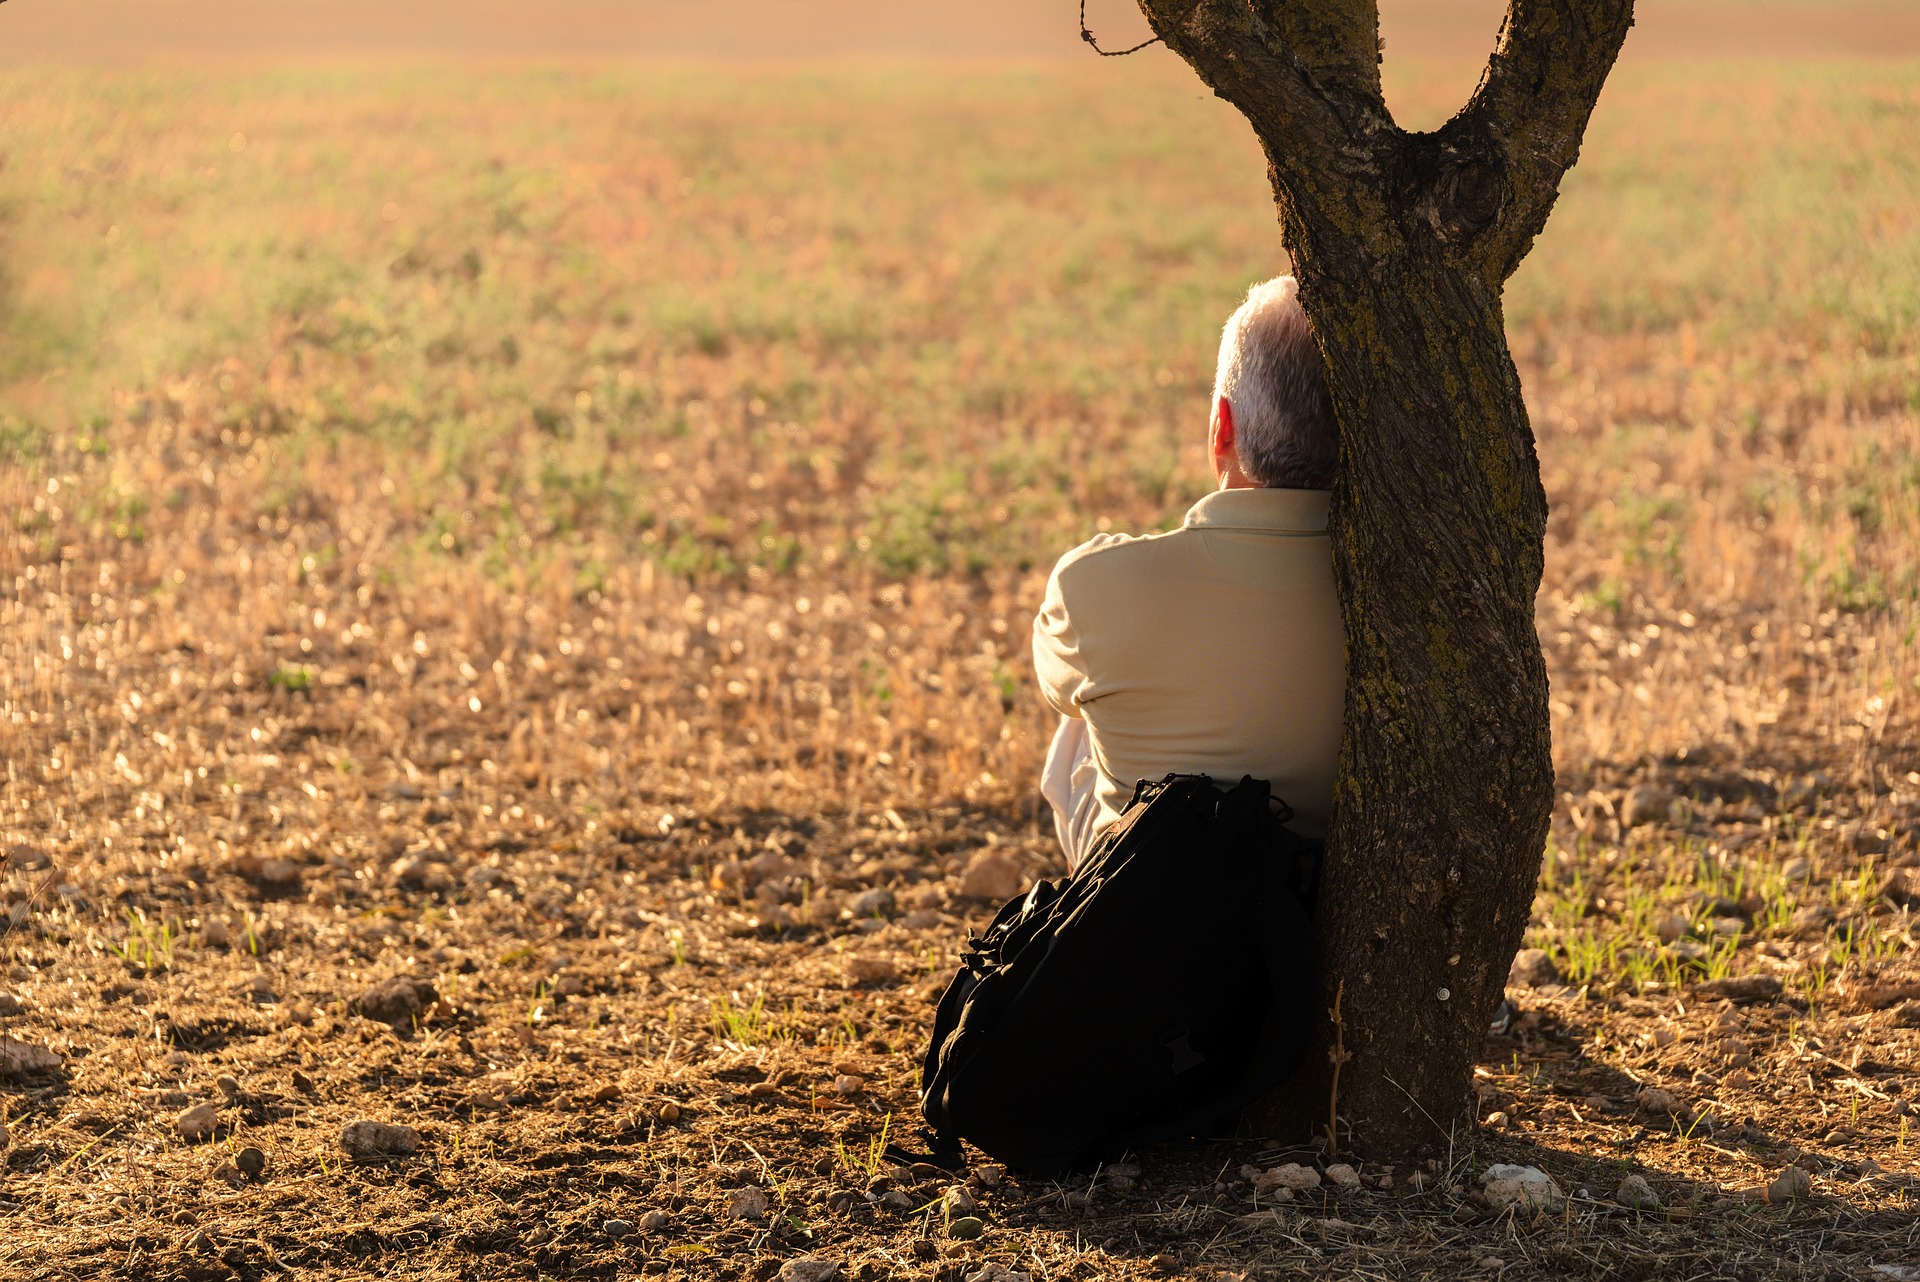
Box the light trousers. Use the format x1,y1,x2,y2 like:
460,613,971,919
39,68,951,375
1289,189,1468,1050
1040,714,1105,874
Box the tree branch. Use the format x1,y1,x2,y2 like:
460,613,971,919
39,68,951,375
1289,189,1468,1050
1452,0,1636,281
1136,0,1391,205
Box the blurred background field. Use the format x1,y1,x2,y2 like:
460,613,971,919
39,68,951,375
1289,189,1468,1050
1,5,1918,1278
3,50,1916,799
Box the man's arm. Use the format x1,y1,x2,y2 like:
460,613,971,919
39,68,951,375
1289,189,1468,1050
1032,558,1089,719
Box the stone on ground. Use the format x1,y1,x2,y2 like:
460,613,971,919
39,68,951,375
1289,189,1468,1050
1691,974,1783,1002
958,851,1023,901
1481,1164,1564,1213
1507,948,1560,988
776,1261,841,1282
848,887,895,917
1765,1167,1813,1202
350,976,440,1029
1620,785,1670,828
339,1119,420,1158
1251,1163,1320,1193
727,1187,769,1221
0,1035,62,1076
847,956,898,985
1616,1173,1660,1208
174,1101,219,1143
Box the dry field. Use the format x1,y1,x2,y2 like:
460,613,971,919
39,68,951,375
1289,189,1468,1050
0,55,1918,1281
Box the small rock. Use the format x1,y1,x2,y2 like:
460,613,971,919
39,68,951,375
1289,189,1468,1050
1875,869,1917,907
1780,856,1814,882
1793,903,1836,932
339,1119,420,1159
1251,1163,1321,1193
1765,1167,1813,1203
1484,1110,1510,1130
880,1188,914,1211
776,1261,841,1282
1507,949,1559,988
637,1209,669,1233
291,1070,316,1094
603,1218,634,1239
1654,912,1691,944
231,974,275,1002
1635,1086,1684,1115
958,852,1023,901
175,1102,219,1143
745,850,800,883
834,1074,865,1096
945,1185,978,1215
349,976,440,1030
727,1187,769,1222
847,956,898,985
0,1034,62,1076
1616,1173,1659,1208
1691,975,1782,1003
391,856,452,891
1477,1258,1506,1272
258,858,304,884
215,1074,241,1100
1620,785,1671,828
947,1215,985,1240
523,1225,551,1246
848,888,895,918
657,1101,682,1123
1669,938,1709,962
236,1146,266,1176
1324,1163,1362,1191
901,909,943,931
1480,1164,1563,1213
973,1163,1005,1188
0,993,24,1017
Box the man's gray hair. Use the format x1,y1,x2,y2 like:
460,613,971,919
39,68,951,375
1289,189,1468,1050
1212,276,1338,489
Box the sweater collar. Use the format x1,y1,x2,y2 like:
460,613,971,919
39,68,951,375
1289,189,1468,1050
1184,487,1331,533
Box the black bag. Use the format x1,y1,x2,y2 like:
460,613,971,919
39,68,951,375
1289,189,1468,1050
918,774,1321,1176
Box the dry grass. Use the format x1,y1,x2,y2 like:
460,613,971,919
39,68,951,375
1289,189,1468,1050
0,59,1916,1280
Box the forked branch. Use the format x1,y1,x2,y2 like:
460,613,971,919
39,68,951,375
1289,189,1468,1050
1450,0,1636,280
1136,0,1634,285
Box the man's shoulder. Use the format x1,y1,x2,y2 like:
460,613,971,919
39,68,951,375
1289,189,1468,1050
1051,524,1192,579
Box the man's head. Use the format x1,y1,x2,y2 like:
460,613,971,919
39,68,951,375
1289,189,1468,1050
1208,276,1338,490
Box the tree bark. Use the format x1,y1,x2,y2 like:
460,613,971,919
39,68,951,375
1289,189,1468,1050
1133,0,1635,1157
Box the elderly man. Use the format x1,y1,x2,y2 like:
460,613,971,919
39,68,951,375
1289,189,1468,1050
1034,276,1346,870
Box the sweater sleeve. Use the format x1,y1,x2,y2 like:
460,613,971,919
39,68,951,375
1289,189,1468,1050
1032,553,1087,719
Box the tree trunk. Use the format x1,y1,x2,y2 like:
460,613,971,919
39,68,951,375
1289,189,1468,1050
1134,0,1635,1158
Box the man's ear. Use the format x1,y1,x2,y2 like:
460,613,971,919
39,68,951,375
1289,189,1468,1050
1211,396,1235,459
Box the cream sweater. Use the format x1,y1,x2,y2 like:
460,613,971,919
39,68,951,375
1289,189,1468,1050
1032,487,1347,839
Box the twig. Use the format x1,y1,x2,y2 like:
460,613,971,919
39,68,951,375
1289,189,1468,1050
1079,0,1161,57
1326,979,1349,1161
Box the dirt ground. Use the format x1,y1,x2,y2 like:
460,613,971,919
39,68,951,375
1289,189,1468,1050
1,545,1915,1279
1,37,1918,1282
